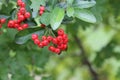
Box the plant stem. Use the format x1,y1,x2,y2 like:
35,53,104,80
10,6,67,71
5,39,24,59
74,35,99,80
49,29,56,37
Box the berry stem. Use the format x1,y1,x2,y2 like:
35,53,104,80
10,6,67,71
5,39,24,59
49,29,56,37
44,29,49,36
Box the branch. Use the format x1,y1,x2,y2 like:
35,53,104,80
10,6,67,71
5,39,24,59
74,35,99,80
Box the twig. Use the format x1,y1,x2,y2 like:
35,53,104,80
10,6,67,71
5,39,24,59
74,35,99,80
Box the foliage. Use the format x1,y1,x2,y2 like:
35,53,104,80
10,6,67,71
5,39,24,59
0,0,120,80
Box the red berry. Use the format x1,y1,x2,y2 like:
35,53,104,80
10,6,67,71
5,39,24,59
0,18,6,24
19,7,26,14
20,2,25,7
55,48,61,54
34,39,40,45
39,11,44,16
63,44,67,50
18,15,25,21
24,12,31,18
42,40,49,46
17,0,22,6
57,44,64,50
17,12,22,17
63,38,68,44
8,20,15,28
57,29,64,36
47,36,53,41
49,46,55,52
57,40,63,45
52,38,58,44
17,0,21,1
32,34,38,40
40,6,45,11
62,34,68,39
22,24,28,29
17,26,23,31
14,24,20,28
57,36,63,42
38,43,44,48
16,20,21,23
42,36,47,41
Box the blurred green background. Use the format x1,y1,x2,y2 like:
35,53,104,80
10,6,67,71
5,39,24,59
0,0,120,80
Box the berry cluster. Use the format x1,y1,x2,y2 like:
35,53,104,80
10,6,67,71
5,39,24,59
0,18,6,28
39,6,45,16
32,29,68,55
8,0,30,31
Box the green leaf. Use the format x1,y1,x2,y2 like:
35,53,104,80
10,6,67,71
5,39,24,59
9,50,16,58
40,12,51,26
50,7,65,30
47,0,57,8
73,1,96,8
0,1,16,15
0,0,9,6
91,7,103,23
0,2,2,10
85,26,116,52
74,9,96,23
15,28,44,44
66,7,74,17
67,0,74,5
